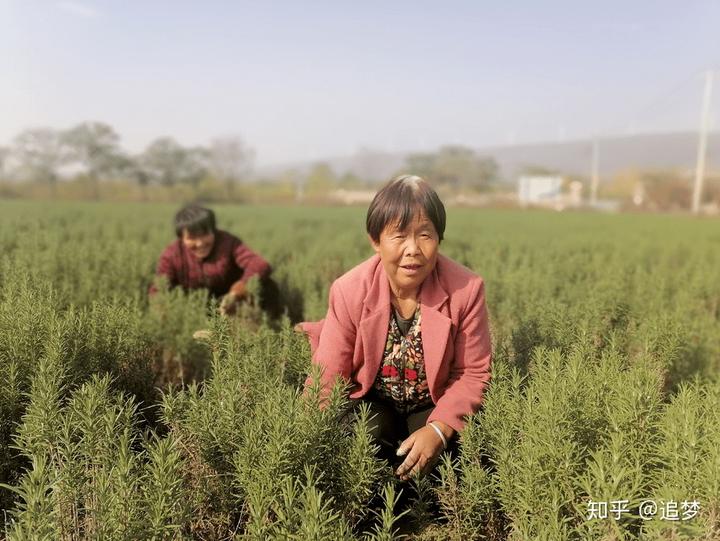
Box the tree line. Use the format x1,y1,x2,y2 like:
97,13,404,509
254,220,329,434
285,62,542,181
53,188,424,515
0,122,501,199
0,122,254,199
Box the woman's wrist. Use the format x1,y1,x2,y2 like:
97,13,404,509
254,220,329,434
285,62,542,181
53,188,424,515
427,420,456,442
428,422,448,449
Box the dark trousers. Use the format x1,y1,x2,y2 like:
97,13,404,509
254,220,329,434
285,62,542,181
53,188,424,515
344,392,464,528
344,392,457,467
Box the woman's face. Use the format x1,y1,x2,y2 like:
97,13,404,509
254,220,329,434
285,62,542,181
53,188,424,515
370,212,439,297
182,229,215,260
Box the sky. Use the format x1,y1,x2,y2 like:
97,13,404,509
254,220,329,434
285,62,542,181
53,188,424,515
1,0,719,166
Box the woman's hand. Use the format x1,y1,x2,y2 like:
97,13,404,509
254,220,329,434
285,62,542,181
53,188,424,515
395,422,454,480
219,280,251,316
219,292,239,316
229,280,248,299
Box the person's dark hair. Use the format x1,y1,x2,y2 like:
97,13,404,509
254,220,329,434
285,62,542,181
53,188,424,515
366,175,446,242
174,204,216,237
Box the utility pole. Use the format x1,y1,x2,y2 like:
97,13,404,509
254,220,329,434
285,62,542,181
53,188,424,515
590,139,599,206
692,70,714,214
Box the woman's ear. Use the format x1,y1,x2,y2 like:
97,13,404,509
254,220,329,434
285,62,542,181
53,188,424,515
368,233,380,253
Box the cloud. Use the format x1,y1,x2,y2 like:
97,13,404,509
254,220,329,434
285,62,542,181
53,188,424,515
56,1,99,19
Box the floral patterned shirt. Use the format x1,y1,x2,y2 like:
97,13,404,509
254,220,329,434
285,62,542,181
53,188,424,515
371,306,433,414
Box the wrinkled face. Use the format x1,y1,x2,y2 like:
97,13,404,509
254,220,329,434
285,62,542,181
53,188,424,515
181,229,215,260
370,212,439,297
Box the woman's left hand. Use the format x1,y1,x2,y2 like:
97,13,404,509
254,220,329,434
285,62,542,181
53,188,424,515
395,424,451,480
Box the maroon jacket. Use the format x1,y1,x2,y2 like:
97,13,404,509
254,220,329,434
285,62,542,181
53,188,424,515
150,229,272,298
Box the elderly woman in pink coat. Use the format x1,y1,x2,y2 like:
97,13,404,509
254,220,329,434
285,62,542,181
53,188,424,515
298,174,492,480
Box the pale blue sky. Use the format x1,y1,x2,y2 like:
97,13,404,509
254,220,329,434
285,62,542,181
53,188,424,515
1,0,719,165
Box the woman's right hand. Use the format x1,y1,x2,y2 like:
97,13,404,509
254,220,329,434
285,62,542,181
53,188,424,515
219,292,239,316
394,425,445,480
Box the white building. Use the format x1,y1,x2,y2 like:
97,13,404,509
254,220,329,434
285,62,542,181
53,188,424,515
518,175,563,207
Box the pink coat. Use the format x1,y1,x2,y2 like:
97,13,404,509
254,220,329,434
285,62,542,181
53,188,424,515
299,252,492,433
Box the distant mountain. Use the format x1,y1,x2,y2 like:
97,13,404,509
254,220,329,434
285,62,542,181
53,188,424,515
255,131,720,183
482,132,719,182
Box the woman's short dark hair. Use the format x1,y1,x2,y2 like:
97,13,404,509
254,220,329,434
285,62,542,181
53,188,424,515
174,204,216,237
366,175,446,242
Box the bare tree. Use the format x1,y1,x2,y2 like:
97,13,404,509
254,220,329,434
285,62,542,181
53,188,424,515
12,128,67,195
209,136,254,196
184,146,210,190
62,121,124,199
141,137,208,189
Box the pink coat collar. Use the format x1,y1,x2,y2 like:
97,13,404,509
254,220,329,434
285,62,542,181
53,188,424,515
359,255,453,397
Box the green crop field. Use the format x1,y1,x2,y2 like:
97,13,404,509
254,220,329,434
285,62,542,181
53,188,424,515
0,200,719,540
